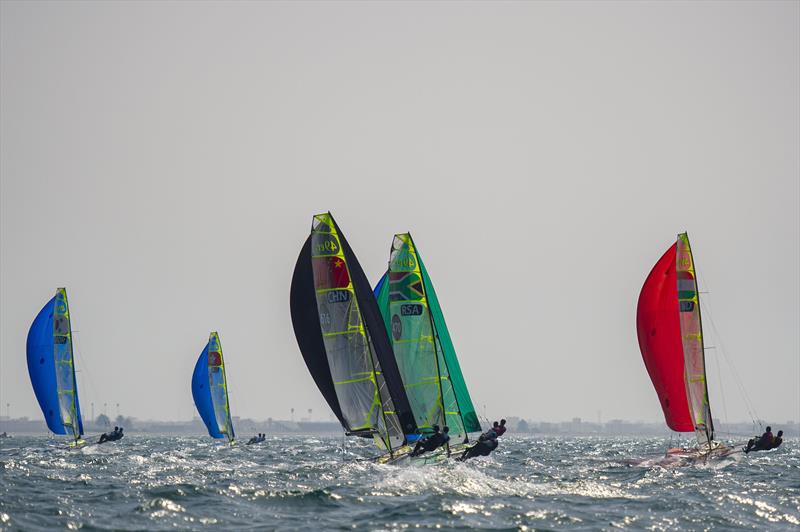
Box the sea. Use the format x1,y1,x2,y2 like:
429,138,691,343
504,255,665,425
0,435,797,531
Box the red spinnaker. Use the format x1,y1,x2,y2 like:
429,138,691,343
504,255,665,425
636,243,694,432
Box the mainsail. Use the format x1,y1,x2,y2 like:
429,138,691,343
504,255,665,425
374,233,481,443
191,332,235,442
26,288,84,442
290,212,416,453
636,232,714,445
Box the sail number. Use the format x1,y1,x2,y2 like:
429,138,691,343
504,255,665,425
314,234,340,255
400,304,423,316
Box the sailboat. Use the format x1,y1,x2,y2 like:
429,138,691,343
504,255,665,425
191,331,235,444
26,288,85,447
374,233,482,459
290,212,418,459
636,233,734,459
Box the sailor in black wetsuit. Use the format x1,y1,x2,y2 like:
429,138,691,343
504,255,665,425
410,425,450,457
772,431,783,449
247,433,266,445
458,434,498,461
98,427,118,444
745,426,775,453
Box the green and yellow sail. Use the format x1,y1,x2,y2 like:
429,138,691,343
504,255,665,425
375,233,481,443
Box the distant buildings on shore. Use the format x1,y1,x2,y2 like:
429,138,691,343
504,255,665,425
1,415,796,438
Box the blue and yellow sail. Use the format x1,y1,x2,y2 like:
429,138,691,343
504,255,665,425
191,332,235,443
26,288,84,444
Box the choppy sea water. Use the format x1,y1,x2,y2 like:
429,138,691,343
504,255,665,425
0,435,797,530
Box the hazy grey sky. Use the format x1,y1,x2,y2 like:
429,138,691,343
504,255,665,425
1,1,798,428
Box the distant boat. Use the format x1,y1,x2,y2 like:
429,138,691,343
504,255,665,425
191,332,235,444
290,212,418,458
26,288,85,447
374,233,482,454
637,233,734,459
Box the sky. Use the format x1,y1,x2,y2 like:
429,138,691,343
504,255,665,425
1,1,798,428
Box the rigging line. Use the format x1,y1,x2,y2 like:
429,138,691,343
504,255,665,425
710,333,730,429
698,276,761,427
696,281,761,427
701,300,761,427
69,330,101,420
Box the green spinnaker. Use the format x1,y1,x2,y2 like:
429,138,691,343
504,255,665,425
376,234,481,442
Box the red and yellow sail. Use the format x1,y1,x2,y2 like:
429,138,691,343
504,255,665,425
636,233,714,442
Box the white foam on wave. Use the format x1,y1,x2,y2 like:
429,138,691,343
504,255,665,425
364,458,644,501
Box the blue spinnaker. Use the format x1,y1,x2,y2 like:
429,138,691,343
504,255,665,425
26,289,84,438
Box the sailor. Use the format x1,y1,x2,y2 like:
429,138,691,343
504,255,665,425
259,433,266,442
114,427,124,441
745,426,774,453
494,419,508,437
98,426,118,444
410,425,449,457
482,422,499,441
458,434,497,461
480,437,499,456
247,434,259,445
771,431,783,450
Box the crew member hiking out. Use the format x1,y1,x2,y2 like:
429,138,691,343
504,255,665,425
457,434,498,461
745,426,776,453
772,431,783,449
410,425,450,457
98,426,123,444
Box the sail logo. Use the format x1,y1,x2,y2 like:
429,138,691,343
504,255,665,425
327,290,351,304
388,272,424,301
400,304,423,316
319,303,332,332
391,314,402,340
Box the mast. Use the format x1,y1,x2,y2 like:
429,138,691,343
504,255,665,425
409,233,457,451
